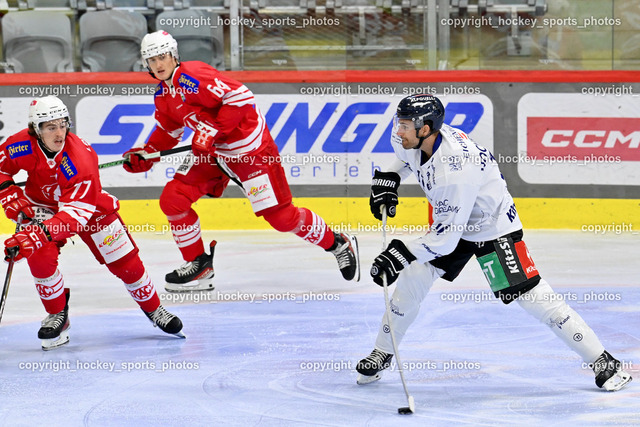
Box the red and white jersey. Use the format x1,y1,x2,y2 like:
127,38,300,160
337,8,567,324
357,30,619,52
147,61,268,157
0,129,119,240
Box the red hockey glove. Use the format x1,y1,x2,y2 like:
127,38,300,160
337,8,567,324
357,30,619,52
0,183,35,224
4,221,52,261
192,121,219,153
123,147,159,173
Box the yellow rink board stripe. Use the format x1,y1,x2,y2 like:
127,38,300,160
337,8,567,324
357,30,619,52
0,198,637,234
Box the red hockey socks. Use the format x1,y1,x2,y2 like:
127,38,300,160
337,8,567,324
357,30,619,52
293,207,335,249
124,270,161,313
167,209,205,261
264,206,335,249
34,269,66,314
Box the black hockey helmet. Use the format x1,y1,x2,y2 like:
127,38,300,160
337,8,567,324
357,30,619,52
396,94,445,149
396,94,445,134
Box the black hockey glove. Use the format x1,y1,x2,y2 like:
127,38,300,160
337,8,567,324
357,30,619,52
370,239,416,287
370,170,400,221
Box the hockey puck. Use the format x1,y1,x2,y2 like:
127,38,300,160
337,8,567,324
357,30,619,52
398,396,415,414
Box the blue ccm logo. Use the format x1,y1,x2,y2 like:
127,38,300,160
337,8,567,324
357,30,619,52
91,101,484,155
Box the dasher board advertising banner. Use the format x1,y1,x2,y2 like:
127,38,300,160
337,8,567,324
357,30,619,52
517,93,640,186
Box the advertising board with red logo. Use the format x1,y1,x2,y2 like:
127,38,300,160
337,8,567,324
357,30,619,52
517,93,640,186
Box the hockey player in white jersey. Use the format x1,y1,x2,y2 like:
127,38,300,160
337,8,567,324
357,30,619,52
356,94,632,392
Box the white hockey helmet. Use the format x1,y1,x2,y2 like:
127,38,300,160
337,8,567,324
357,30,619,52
140,30,179,67
28,96,71,135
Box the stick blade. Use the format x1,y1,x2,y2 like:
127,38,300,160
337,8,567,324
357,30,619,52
397,395,415,415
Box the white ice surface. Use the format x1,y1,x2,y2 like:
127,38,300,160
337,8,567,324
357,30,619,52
0,230,638,426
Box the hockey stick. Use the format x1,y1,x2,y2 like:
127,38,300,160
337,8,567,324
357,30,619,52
15,145,194,187
380,206,416,415
0,214,24,325
96,144,193,169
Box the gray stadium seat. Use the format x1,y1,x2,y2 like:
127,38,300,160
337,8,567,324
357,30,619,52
155,9,224,70
79,10,147,72
1,11,75,73
9,0,79,8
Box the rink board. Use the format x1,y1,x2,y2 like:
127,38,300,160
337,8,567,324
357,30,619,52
1,71,639,235
0,197,639,234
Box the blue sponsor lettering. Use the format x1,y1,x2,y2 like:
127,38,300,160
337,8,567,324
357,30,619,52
269,102,338,153
506,203,517,222
433,199,461,215
60,153,77,180
7,140,32,159
91,104,156,155
323,102,389,153
371,120,395,153
92,100,485,155
153,83,163,98
178,73,200,90
444,102,484,134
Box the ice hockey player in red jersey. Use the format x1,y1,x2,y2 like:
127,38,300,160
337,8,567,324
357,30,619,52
122,31,360,292
0,96,184,350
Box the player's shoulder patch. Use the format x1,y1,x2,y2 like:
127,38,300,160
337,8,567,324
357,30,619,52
154,83,164,98
59,152,78,180
177,72,200,91
6,140,32,159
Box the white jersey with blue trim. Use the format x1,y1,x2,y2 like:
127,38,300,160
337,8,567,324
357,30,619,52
390,122,523,264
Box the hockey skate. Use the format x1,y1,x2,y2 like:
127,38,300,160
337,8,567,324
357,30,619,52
143,304,185,338
327,232,360,282
356,348,393,385
591,350,632,391
165,240,216,292
38,288,70,351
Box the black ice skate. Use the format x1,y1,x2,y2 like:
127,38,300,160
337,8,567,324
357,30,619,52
327,232,360,282
38,288,70,351
356,348,393,385
143,304,185,338
591,350,632,391
165,240,216,292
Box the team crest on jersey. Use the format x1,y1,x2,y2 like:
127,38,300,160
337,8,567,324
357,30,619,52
7,140,32,159
60,153,77,180
178,73,200,91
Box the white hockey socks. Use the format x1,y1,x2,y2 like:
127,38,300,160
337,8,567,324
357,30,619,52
374,262,442,355
516,279,605,364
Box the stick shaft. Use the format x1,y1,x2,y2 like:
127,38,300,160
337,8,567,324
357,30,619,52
15,145,194,186
380,206,415,411
98,144,193,169
0,217,23,324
